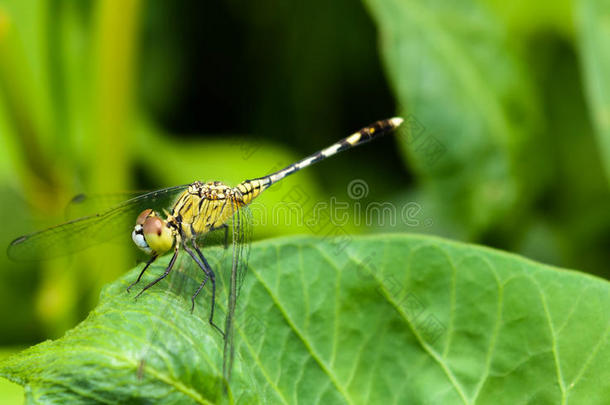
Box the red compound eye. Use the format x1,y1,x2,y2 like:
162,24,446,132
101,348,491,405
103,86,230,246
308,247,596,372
143,216,164,237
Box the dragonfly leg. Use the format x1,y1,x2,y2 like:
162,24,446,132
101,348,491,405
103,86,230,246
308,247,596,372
190,273,210,311
183,242,225,338
135,249,178,299
127,254,158,293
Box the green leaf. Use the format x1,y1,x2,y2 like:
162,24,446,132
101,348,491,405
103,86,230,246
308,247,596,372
577,0,610,185
364,0,545,237
0,348,24,404
1,234,608,404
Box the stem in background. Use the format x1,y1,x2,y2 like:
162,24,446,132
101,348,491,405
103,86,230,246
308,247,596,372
90,0,142,283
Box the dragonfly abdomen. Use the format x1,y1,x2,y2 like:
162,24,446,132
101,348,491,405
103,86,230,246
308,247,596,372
234,179,268,205
247,117,403,187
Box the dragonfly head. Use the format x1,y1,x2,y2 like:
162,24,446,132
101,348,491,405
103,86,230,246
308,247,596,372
132,209,174,255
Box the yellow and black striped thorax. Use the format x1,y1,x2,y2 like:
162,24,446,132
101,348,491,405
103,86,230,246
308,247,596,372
168,180,267,239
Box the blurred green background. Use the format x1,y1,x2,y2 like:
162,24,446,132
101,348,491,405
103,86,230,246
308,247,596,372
0,0,608,400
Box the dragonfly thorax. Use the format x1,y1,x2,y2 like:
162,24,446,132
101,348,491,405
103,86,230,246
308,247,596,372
168,181,245,239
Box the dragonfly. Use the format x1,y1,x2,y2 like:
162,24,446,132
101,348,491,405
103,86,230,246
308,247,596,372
7,117,403,385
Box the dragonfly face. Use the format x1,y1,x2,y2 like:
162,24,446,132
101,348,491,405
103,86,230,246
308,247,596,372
131,208,175,256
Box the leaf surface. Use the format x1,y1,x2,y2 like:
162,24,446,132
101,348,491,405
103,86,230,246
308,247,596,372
1,235,608,404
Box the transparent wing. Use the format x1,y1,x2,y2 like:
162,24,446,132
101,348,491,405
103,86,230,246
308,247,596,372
7,185,189,261
222,202,252,384
64,190,152,221
232,205,252,300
